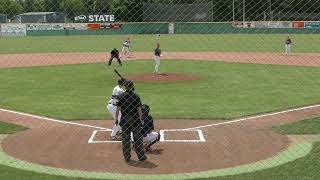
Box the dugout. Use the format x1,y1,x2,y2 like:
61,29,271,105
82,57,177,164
0,14,7,23
15,12,66,23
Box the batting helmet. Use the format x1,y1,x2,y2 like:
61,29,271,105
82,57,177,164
124,80,135,91
118,78,126,86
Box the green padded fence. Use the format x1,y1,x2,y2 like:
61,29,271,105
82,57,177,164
174,23,320,34
27,23,169,36
26,22,320,36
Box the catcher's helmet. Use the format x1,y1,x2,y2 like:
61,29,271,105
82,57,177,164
142,104,150,115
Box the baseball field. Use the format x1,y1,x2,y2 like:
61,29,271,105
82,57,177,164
1,34,320,179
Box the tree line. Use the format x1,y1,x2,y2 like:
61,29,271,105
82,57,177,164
0,0,319,21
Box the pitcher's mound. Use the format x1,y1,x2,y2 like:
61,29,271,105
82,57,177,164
127,73,199,83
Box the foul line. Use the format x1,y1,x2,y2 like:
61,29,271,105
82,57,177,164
2,104,320,133
182,104,320,131
0,108,111,131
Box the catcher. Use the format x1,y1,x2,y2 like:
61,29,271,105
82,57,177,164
141,104,160,152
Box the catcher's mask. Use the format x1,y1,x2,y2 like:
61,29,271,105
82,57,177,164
142,104,150,115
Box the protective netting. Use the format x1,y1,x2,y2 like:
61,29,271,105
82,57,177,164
0,0,320,180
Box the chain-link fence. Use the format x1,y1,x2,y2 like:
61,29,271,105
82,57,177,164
0,0,320,180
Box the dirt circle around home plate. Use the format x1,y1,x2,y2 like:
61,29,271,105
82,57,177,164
1,118,290,174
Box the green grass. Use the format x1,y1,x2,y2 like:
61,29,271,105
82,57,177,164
1,60,320,120
217,117,320,180
0,121,27,134
1,34,320,53
217,142,320,180
0,121,87,180
274,117,320,135
0,166,87,180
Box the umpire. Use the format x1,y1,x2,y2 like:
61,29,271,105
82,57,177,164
107,48,122,66
115,80,147,162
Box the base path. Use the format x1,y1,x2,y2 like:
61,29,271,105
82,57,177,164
1,52,320,68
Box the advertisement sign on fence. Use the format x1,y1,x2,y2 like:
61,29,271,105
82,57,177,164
27,24,52,30
87,23,101,30
292,21,305,28
305,22,320,28
1,24,26,37
51,24,64,30
74,14,115,23
63,23,87,30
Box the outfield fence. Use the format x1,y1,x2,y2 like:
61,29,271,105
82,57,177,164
1,21,320,37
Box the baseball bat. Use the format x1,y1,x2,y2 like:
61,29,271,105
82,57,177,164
114,69,124,79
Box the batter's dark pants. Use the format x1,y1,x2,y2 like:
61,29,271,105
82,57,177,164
121,119,146,161
108,55,122,66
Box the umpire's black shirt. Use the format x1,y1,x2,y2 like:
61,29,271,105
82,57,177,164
117,91,142,125
111,49,119,56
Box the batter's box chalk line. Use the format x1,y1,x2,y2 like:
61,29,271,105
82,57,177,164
88,129,206,144
160,129,206,143
88,130,122,143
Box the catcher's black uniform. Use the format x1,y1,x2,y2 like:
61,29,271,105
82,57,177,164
108,48,122,66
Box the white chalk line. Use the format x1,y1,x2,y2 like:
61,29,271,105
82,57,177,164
0,108,111,131
2,104,320,143
160,129,206,143
88,130,122,143
181,104,320,131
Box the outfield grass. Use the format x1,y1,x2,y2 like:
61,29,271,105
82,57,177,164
1,34,320,53
1,60,320,120
274,117,320,135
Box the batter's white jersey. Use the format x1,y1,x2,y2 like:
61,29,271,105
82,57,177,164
108,85,124,105
107,85,125,137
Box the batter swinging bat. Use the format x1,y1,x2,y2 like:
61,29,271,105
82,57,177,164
114,69,124,79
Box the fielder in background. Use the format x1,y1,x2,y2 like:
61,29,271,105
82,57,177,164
141,104,160,152
108,48,122,66
155,30,160,43
154,43,162,75
107,78,126,140
121,38,131,58
285,36,292,55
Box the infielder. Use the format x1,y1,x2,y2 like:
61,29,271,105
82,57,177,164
141,104,160,152
107,78,126,140
121,38,131,57
154,43,162,75
285,36,292,55
108,48,122,66
156,30,160,43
